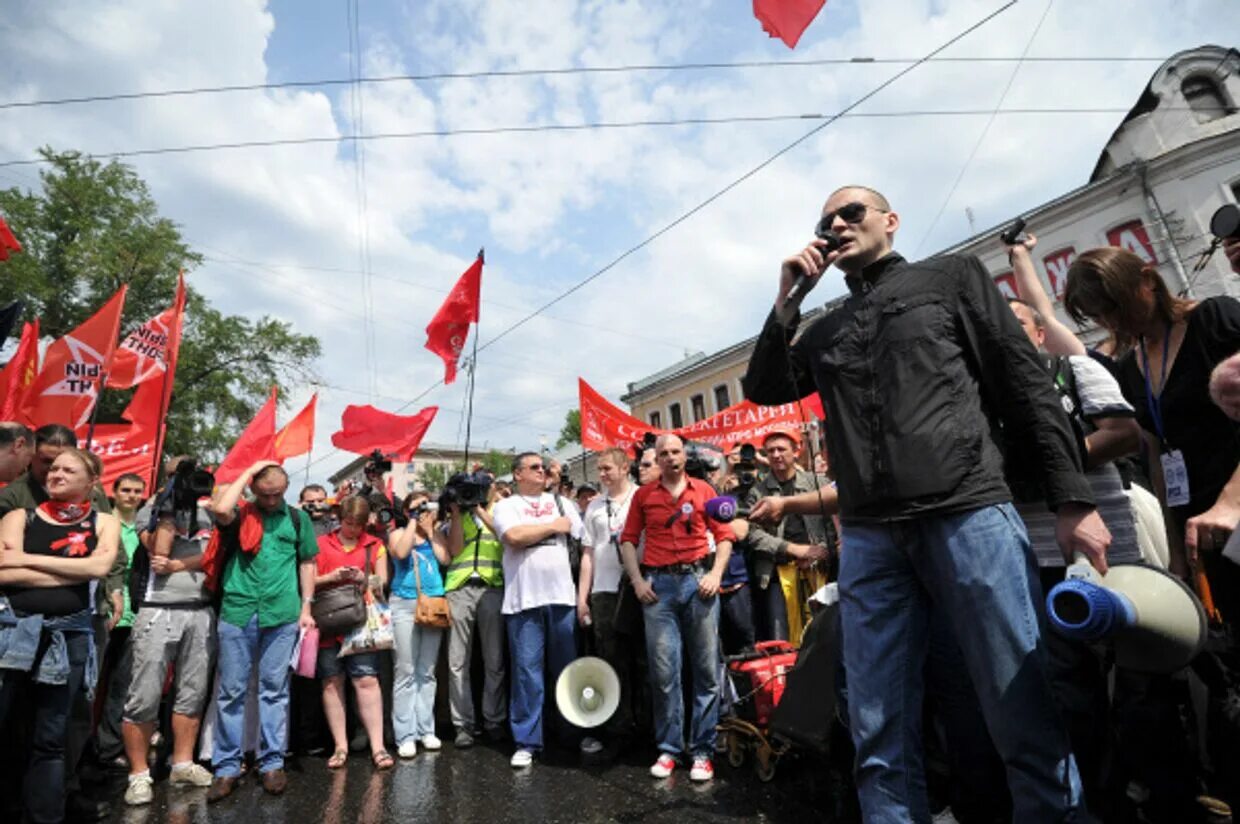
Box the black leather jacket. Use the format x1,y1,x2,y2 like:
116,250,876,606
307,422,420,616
743,252,1094,524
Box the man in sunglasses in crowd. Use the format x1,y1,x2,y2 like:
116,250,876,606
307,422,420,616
743,185,1111,821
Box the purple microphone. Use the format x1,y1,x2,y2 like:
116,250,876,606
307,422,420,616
704,496,747,523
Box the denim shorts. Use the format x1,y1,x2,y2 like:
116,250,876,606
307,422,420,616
316,644,380,679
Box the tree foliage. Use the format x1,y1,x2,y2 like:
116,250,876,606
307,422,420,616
556,408,580,449
0,148,321,459
415,449,513,493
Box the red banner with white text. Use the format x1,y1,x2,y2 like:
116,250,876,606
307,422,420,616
77,424,159,491
579,378,824,453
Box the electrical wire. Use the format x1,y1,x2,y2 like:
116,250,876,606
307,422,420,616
0,106,1178,169
913,0,1055,256
296,1,1022,477
0,56,1168,111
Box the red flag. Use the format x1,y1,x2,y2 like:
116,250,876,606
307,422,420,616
19,286,127,429
0,214,21,261
121,274,187,426
0,319,40,420
77,424,159,491
274,393,317,460
579,378,667,452
331,404,438,462
214,386,278,484
425,252,483,384
753,0,825,48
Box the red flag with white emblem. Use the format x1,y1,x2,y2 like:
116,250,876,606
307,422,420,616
424,251,483,385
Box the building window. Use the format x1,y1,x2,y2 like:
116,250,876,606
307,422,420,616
1231,179,1240,205
1183,75,1233,122
649,410,661,428
669,402,683,429
714,384,731,411
691,394,706,422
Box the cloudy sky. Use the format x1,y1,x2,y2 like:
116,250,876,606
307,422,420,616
0,0,1234,485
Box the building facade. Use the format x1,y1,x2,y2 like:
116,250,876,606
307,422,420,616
622,45,1240,417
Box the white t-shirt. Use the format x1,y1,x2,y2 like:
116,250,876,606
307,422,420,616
582,486,639,595
492,492,584,614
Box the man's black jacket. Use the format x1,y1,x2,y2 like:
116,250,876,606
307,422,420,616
743,252,1094,525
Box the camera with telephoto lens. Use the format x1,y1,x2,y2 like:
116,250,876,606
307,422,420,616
170,459,214,512
733,443,759,490
440,471,492,513
684,443,720,483
364,449,393,477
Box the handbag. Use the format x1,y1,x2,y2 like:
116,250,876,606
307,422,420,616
340,591,394,656
311,543,372,635
411,545,451,629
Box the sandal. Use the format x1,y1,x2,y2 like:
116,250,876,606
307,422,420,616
372,750,394,771
327,749,348,769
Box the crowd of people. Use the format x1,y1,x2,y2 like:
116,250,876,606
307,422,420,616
0,183,1239,823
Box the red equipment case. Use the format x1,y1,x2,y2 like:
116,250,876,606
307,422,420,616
728,640,798,727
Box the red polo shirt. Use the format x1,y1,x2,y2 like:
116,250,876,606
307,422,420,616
620,476,735,568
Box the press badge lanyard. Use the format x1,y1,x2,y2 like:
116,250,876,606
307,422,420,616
1141,325,1190,507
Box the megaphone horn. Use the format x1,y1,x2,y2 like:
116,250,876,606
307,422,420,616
556,656,620,729
1046,560,1208,674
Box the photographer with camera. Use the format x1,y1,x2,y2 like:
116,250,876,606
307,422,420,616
298,484,337,537
740,430,832,646
619,434,734,783
441,471,507,749
120,458,216,805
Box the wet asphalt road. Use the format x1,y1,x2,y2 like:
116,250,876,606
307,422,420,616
103,741,849,824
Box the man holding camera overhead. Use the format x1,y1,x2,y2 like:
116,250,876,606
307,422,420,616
121,458,217,806
443,471,508,749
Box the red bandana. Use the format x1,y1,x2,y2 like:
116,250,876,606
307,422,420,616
39,500,92,524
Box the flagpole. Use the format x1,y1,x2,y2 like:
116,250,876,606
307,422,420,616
84,369,108,448
148,363,174,488
461,247,483,470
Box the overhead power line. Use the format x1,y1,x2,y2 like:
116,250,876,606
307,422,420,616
0,106,1175,168
298,0,1021,475
0,55,1167,111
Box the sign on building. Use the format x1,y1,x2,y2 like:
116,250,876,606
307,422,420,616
1105,220,1158,264
1043,246,1078,298
993,271,1018,299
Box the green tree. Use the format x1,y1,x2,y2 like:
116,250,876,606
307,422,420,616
556,408,580,449
0,148,321,459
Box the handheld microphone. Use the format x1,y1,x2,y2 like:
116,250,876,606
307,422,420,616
704,495,749,523
787,230,842,303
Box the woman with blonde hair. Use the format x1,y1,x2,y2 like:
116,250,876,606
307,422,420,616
0,448,120,823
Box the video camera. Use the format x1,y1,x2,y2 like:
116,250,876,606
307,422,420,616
169,459,214,512
439,471,492,513
684,443,720,483
364,449,392,478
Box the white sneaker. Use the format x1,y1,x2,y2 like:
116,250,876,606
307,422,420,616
169,762,213,787
397,740,417,759
124,774,154,806
579,736,604,755
689,756,714,782
650,753,676,778
510,748,534,768
420,734,442,751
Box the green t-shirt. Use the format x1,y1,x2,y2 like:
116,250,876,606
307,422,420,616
117,519,140,628
219,504,317,629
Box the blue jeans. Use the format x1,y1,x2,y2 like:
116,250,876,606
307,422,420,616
391,597,444,744
839,503,1082,823
212,615,300,777
0,630,88,824
506,604,576,751
643,569,720,759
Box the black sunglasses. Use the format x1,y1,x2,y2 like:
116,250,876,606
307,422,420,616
815,201,886,236
524,463,545,471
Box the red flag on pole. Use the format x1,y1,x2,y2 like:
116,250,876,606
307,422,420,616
19,286,127,429
0,320,40,420
424,252,483,384
331,405,438,462
121,274,187,425
274,393,317,460
753,0,826,48
214,386,278,484
0,214,21,261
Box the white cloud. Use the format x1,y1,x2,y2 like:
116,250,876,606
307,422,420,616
1,0,1235,484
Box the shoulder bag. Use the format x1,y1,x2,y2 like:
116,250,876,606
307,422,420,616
412,543,451,629
312,541,371,635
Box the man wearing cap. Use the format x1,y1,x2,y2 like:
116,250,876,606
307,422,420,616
740,429,832,644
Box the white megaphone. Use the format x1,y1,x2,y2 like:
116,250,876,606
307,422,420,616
555,656,620,729
1046,554,1208,674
